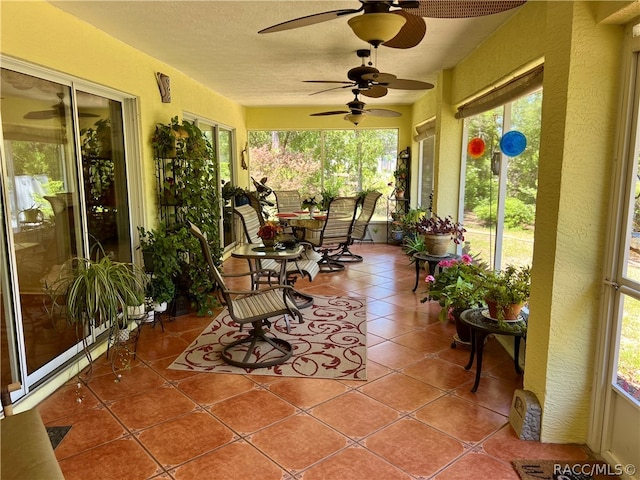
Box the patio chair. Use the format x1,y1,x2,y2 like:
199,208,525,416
188,222,301,368
274,190,302,213
305,196,359,272
234,205,320,288
331,191,382,263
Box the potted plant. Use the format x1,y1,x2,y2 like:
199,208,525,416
393,167,408,180
46,245,147,380
137,225,183,308
482,264,531,321
320,185,339,211
257,221,283,248
421,254,488,343
415,214,466,256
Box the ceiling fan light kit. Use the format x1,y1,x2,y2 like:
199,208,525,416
345,113,365,125
347,12,406,47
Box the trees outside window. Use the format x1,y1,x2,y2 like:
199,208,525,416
249,129,398,219
462,90,542,269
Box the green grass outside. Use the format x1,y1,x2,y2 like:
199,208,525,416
464,226,639,397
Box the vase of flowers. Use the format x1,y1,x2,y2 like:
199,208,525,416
415,214,466,256
421,254,488,342
257,221,283,249
302,196,319,215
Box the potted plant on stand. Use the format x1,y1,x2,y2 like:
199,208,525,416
482,264,531,322
46,245,148,382
138,226,183,313
415,214,466,256
421,254,488,345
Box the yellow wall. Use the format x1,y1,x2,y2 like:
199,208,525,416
411,0,624,443
0,0,630,443
527,1,622,442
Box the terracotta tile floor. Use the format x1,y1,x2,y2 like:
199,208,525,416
38,243,593,479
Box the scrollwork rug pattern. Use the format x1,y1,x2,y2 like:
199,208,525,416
168,296,367,380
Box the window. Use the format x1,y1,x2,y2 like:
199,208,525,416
461,89,542,269
248,129,398,219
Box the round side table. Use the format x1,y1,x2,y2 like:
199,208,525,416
460,308,527,392
412,252,460,292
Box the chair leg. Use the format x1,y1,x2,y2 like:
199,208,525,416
329,242,363,263
318,250,345,272
221,320,293,368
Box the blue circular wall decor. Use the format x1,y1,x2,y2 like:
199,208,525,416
500,130,527,157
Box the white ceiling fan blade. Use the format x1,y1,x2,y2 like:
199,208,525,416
364,108,402,117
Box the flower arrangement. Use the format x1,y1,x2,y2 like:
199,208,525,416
421,254,488,322
416,214,466,244
257,221,283,240
301,196,319,209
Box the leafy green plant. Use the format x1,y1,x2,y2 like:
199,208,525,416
421,254,488,321
320,184,339,210
482,264,531,319
153,118,221,314
416,214,466,244
138,225,183,304
46,244,147,380
403,234,428,260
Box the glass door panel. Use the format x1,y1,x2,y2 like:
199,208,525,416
463,105,503,267
462,91,541,269
218,128,234,249
77,91,131,262
1,70,84,377
617,295,640,401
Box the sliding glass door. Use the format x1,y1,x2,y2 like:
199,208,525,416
1,66,135,390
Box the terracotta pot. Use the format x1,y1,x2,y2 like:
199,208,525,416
423,234,451,256
486,299,524,320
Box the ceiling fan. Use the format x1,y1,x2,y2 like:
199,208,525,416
305,49,433,98
23,93,99,120
259,0,526,49
310,89,401,125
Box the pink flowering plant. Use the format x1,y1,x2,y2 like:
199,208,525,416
420,254,488,321
416,214,466,244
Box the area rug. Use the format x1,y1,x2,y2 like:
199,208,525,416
512,459,622,480
168,296,367,380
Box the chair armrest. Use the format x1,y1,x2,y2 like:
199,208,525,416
226,284,294,296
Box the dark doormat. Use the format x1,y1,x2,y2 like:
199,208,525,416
46,426,71,449
512,460,622,480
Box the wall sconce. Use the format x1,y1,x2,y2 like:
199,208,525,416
156,72,171,103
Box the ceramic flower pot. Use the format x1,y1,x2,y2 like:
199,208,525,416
486,299,524,321
451,308,471,344
424,234,451,256
262,238,275,248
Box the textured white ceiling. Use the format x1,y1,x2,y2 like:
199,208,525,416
49,1,520,108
